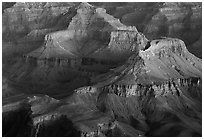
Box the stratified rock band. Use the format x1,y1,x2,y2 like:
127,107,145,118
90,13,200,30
2,2,202,137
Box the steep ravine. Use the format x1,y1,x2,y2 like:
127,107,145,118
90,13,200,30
2,2,202,137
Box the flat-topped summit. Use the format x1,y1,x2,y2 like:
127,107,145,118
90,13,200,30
140,38,189,59
93,37,201,86
2,2,202,137
27,2,147,62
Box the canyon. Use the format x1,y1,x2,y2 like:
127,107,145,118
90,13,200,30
2,2,202,137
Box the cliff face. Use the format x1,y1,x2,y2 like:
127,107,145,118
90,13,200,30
143,3,202,58
2,2,202,137
144,3,201,40
3,37,201,136
3,2,202,57
3,76,201,136
99,77,201,97
2,2,77,42
74,37,202,136
94,2,202,58
27,3,148,63
3,3,148,88
93,38,201,86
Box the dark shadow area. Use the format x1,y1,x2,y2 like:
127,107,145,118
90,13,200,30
32,115,81,137
2,104,33,137
3,105,81,137
144,41,151,50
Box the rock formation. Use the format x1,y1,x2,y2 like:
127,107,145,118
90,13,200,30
74,37,202,136
2,2,202,137
3,2,148,93
94,2,202,58
2,2,78,42
26,2,148,63
92,38,201,85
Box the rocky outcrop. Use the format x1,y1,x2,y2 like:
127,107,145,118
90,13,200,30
2,2,202,137
74,36,202,136
74,77,201,136
18,28,58,42
92,2,202,58
143,3,202,48
2,2,78,42
99,77,201,97
93,38,201,86
26,2,148,63
9,2,148,86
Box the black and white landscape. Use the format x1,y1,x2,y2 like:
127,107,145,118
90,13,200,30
2,2,202,137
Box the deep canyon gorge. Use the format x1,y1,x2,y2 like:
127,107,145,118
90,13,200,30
2,2,202,137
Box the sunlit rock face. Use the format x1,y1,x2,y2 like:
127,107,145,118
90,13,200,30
3,2,202,57
2,2,202,137
27,2,148,63
93,38,201,85
3,2,148,91
76,38,202,137
2,2,148,100
93,2,202,58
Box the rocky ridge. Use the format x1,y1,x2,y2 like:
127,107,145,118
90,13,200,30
27,3,148,62
73,36,202,136
2,2,202,137
3,2,148,87
95,2,202,58
2,2,78,42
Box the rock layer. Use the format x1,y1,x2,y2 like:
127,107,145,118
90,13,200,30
27,3,148,63
2,2,202,137
2,2,78,42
